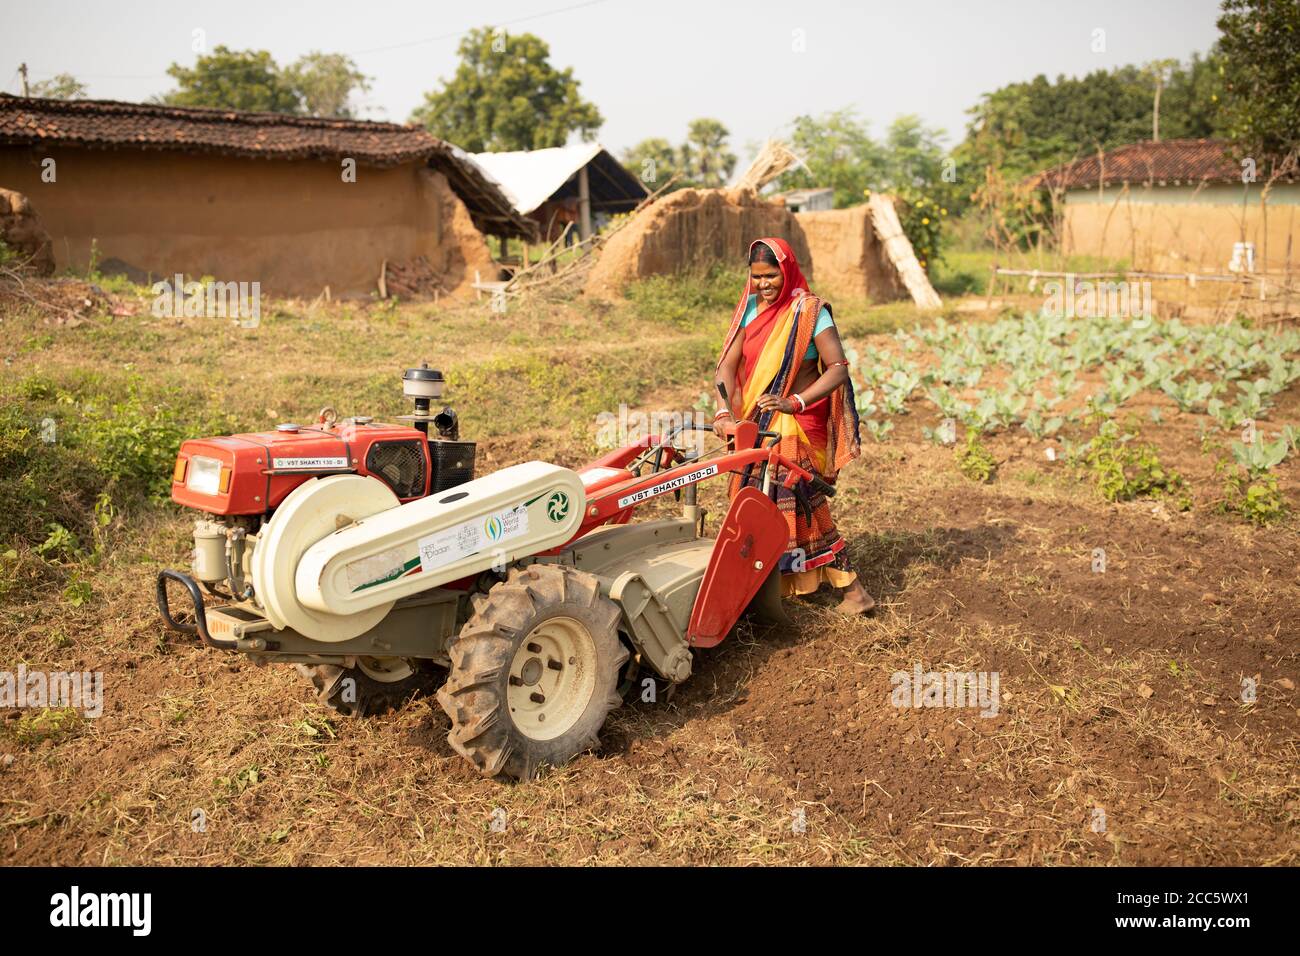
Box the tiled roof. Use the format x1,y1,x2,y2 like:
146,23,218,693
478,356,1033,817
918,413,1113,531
0,93,448,166
1032,139,1251,189
0,94,537,238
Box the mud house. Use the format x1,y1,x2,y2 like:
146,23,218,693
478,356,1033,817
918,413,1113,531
1034,139,1300,274
0,94,536,297
467,142,647,248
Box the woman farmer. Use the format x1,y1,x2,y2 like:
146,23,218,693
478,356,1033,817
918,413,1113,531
712,236,874,615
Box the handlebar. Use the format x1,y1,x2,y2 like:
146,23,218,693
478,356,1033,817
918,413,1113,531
805,473,837,498
660,421,836,495
662,419,780,448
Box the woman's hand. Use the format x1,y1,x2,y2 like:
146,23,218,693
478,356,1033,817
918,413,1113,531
712,412,733,440
755,393,796,415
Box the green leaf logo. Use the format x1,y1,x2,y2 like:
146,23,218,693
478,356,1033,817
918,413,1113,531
546,491,569,522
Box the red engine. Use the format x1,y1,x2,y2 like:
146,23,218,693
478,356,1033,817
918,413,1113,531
170,418,471,515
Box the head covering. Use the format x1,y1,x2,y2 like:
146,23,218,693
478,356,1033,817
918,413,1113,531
715,237,808,381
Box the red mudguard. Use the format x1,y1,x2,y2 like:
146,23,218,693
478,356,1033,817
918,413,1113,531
686,486,788,648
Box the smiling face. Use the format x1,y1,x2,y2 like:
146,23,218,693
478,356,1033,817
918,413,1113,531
750,260,783,306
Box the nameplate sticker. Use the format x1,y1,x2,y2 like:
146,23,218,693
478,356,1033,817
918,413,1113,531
617,464,718,508
271,456,348,470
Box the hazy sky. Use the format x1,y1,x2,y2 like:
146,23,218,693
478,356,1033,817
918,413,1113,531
3,0,1224,163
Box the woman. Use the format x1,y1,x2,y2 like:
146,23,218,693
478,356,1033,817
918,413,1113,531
713,236,874,615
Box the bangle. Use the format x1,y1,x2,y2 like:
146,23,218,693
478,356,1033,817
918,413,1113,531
827,360,849,368
713,409,733,420
792,393,807,412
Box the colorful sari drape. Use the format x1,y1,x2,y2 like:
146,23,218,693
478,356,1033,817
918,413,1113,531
715,237,863,596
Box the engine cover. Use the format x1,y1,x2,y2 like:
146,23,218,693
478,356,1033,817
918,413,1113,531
294,461,585,621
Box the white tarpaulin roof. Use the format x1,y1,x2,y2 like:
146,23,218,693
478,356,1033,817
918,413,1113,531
466,142,606,215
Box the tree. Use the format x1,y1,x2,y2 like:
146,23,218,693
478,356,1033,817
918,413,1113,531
881,115,950,190
1144,58,1180,142
621,137,680,190
676,119,737,188
1216,0,1300,156
29,73,87,100
161,46,302,113
776,108,887,208
284,52,371,118
1157,51,1227,143
410,27,602,151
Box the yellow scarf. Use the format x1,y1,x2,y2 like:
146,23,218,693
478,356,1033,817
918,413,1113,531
739,300,827,474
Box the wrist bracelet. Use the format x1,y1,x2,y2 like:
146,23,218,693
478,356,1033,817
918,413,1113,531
713,409,733,420
793,393,807,412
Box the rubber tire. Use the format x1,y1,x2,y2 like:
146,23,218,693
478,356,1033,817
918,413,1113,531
436,564,628,781
296,660,443,718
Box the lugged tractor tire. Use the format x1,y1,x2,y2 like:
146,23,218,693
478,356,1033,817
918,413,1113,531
437,564,628,781
296,658,442,718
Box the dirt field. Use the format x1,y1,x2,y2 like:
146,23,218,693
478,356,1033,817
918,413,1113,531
1,274,1296,865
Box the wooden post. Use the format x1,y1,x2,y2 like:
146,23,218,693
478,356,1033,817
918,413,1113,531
1284,233,1293,321
578,166,593,243
985,262,998,310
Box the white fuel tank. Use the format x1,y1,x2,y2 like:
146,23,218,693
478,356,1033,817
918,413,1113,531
294,461,585,620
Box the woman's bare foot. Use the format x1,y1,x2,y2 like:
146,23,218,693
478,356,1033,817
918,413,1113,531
835,580,875,615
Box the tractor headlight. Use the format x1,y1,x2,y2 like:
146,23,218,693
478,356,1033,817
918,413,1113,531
186,455,224,496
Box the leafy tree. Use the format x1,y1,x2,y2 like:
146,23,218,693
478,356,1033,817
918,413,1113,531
676,119,737,188
776,108,887,208
621,137,680,189
1157,51,1227,143
1216,0,1300,157
161,46,302,113
284,52,371,118
29,73,87,100
410,27,602,151
880,114,950,189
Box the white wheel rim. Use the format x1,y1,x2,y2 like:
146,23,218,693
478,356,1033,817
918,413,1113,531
356,656,414,684
507,616,597,742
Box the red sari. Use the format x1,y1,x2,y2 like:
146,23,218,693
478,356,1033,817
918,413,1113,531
716,237,862,596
